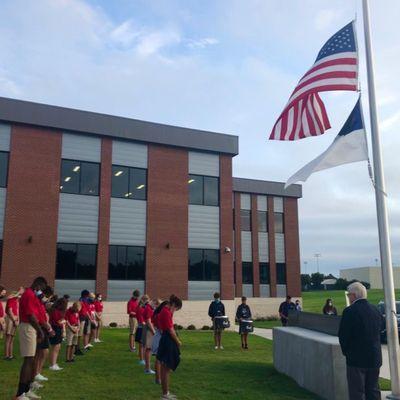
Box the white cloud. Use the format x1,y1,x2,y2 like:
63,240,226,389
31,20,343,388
186,37,219,49
314,9,341,31
110,20,142,47
381,111,400,132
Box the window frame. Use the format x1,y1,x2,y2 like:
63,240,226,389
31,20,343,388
240,209,252,231
188,248,220,281
108,245,146,281
111,164,148,200
242,261,254,284
257,210,268,232
60,159,100,196
259,262,270,284
274,212,285,234
0,151,9,188
56,243,98,280
188,174,219,206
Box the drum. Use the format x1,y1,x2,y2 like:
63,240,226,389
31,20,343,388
240,319,254,333
214,315,230,330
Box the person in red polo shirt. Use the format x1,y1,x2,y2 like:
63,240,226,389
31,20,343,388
94,293,104,343
16,276,47,400
65,302,81,362
142,297,157,374
156,295,182,400
76,289,90,355
49,297,67,371
127,289,140,352
4,287,23,360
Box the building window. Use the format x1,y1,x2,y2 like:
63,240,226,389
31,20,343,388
242,262,253,284
274,212,284,233
60,160,100,196
108,245,145,280
188,249,220,281
259,262,270,284
56,243,97,280
277,263,287,284
258,211,268,232
112,165,147,200
188,175,219,206
240,210,251,231
0,152,9,188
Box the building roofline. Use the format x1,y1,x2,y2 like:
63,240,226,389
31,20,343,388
233,177,302,198
0,96,238,155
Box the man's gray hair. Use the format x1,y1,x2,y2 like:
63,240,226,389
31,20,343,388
347,282,367,299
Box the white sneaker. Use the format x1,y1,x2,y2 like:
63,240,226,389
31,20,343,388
161,394,177,400
25,390,41,399
30,382,43,390
144,369,156,375
49,364,63,371
34,374,48,382
214,346,218,350
87,343,94,347
138,359,145,365
16,394,29,399
219,346,224,350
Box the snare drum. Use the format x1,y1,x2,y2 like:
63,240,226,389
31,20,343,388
214,315,230,330
239,319,254,334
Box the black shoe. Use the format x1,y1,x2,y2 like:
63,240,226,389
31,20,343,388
244,345,248,350
75,349,84,356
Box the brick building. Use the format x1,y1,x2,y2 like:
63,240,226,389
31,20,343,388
0,97,301,324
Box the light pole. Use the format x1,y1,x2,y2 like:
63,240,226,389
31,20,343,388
303,261,308,275
314,253,321,273
375,258,379,267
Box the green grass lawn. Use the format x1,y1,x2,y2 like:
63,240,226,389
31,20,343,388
0,329,320,400
301,289,400,315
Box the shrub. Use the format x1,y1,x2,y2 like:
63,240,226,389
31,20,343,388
174,324,183,330
187,324,196,330
109,322,118,328
201,325,211,330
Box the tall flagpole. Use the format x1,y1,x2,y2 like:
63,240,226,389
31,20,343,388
362,1,400,398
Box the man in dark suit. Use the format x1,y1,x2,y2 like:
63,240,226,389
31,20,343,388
338,282,384,400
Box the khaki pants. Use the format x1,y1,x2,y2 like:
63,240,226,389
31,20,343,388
129,317,138,335
19,323,37,357
66,327,79,346
5,316,18,336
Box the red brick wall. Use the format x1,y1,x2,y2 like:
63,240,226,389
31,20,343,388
284,197,301,297
1,125,61,290
219,155,234,299
146,145,188,300
95,138,112,297
251,195,260,297
233,192,242,297
267,197,277,297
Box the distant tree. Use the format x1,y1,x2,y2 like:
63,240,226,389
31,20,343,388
301,274,311,290
324,273,337,280
311,272,324,289
334,278,349,290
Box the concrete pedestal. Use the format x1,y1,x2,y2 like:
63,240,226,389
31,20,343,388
273,327,349,400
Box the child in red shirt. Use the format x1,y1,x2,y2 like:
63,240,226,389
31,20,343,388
143,298,158,374
156,295,182,400
127,289,140,352
0,285,6,339
135,296,146,365
65,302,81,362
49,298,67,371
94,293,103,343
5,287,23,359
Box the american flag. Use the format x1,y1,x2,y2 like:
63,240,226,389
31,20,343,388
270,21,358,141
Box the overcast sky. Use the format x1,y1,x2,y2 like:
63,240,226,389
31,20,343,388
0,0,399,276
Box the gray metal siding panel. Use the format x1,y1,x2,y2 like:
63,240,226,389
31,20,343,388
62,132,101,162
110,199,146,246
0,188,6,239
188,205,219,249
241,231,252,262
189,152,219,177
242,284,254,298
0,123,10,151
188,281,220,301
233,177,302,198
58,194,99,243
112,141,148,168
275,234,285,262
258,232,269,262
107,280,145,301
0,97,238,155
257,195,268,211
274,197,284,213
276,284,287,298
260,284,270,298
54,280,95,300
240,194,251,210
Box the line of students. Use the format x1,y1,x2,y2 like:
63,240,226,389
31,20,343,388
127,291,183,400
0,278,104,399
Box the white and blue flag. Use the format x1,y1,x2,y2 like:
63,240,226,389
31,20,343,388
285,97,368,188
